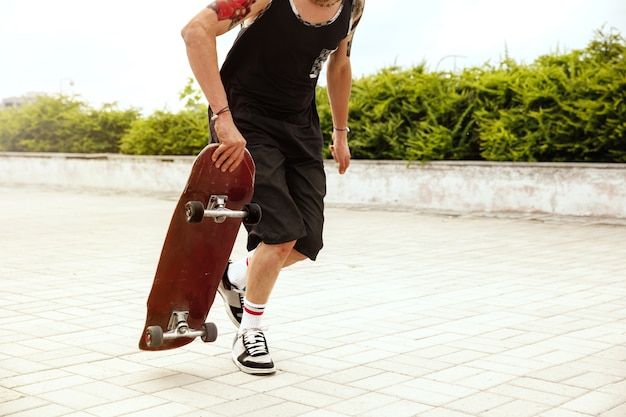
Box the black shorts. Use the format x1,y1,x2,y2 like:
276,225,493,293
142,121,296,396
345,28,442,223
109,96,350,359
210,107,326,260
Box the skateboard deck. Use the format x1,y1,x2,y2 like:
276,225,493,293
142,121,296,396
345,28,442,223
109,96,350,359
139,144,257,351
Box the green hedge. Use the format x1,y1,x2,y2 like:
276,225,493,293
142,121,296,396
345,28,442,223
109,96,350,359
317,28,626,162
0,95,139,153
2,29,624,162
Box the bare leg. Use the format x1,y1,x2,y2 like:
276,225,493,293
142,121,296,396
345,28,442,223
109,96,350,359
283,248,308,267
231,242,309,374
219,243,309,328
245,241,301,304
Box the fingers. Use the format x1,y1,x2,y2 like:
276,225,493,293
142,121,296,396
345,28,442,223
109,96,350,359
329,144,350,175
337,157,349,175
213,144,244,172
211,118,246,172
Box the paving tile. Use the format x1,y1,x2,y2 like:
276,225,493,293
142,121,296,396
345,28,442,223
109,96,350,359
563,372,624,391
380,378,477,407
268,385,342,408
294,378,367,400
561,391,625,416
326,392,401,415
14,374,95,396
299,410,352,417
119,402,199,417
128,373,205,394
318,366,383,385
488,382,571,407
480,399,552,417
600,403,626,417
38,387,111,410
4,403,74,417
0,386,22,403
445,391,514,415
0,369,72,390
361,400,433,417
598,378,626,396
509,376,587,399
539,409,595,417
0,397,49,416
347,371,413,391
83,395,170,417
456,370,517,390
416,407,475,417
152,386,226,409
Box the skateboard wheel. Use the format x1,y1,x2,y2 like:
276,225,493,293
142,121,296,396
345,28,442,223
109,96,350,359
243,203,262,225
145,326,164,348
185,201,205,223
201,322,218,343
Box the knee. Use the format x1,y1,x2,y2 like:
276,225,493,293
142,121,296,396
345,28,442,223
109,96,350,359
261,241,296,261
289,249,307,262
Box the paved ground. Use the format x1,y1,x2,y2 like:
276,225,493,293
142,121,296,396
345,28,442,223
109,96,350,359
0,185,625,417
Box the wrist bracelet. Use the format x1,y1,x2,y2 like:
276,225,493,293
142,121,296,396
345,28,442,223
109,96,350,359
333,126,350,132
210,105,230,121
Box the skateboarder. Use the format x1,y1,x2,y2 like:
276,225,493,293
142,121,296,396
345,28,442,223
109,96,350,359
182,0,365,374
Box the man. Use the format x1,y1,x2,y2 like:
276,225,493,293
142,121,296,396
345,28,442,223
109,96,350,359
182,0,365,375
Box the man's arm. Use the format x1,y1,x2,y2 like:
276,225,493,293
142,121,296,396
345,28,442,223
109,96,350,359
181,0,269,172
326,0,365,175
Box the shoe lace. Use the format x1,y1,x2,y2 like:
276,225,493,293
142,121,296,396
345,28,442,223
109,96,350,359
242,329,269,356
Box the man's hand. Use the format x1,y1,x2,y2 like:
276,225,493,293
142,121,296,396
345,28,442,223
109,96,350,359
329,131,351,174
211,114,247,172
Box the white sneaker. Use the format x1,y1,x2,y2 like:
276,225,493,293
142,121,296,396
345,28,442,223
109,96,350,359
232,328,275,375
217,263,244,327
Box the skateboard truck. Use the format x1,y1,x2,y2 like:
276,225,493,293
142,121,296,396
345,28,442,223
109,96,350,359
185,196,262,225
144,311,218,348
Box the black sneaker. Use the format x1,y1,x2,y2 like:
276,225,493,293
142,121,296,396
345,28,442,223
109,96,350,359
217,263,244,327
232,328,275,375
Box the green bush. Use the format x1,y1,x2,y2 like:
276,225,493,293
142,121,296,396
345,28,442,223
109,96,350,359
318,28,626,162
119,79,209,155
318,64,483,161
0,95,139,153
119,108,208,155
472,29,626,162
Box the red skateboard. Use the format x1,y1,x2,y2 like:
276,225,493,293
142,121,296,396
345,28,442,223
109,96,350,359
139,144,260,351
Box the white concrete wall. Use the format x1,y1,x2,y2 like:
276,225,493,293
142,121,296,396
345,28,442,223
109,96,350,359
1,152,625,219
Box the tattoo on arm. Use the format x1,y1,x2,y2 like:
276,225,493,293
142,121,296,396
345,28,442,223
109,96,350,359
208,0,257,28
346,0,364,57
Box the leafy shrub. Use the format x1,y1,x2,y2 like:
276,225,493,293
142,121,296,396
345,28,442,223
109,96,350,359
473,29,626,162
119,108,208,155
318,28,625,162
119,79,209,155
0,95,139,153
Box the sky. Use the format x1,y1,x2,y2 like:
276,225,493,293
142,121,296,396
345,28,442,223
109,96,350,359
1,0,625,114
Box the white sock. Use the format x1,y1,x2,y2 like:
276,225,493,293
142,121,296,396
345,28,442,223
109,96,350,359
228,251,253,290
239,297,266,334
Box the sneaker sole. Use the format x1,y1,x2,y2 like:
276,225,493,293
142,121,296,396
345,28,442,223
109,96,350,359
217,287,242,328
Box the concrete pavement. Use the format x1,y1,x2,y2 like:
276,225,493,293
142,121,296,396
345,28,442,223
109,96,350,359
0,185,625,417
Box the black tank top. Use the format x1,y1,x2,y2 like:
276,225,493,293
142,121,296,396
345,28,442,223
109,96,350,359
220,0,353,118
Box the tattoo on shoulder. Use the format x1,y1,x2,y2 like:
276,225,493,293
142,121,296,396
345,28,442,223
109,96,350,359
351,0,364,22
346,0,365,57
208,0,257,26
